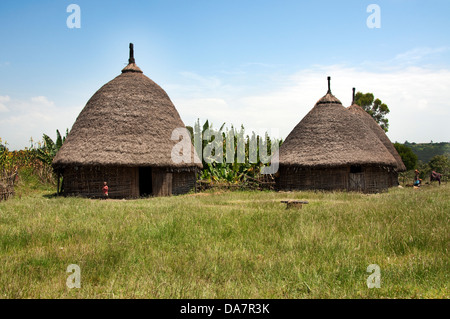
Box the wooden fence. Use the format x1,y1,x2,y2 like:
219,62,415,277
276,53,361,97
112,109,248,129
0,171,18,201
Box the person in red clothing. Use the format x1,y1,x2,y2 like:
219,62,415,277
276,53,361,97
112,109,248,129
102,181,109,199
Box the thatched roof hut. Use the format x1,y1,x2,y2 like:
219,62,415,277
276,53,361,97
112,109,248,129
53,43,201,198
277,77,398,193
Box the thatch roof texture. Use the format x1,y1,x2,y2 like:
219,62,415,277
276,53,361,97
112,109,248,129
279,77,398,168
347,88,406,171
53,44,201,169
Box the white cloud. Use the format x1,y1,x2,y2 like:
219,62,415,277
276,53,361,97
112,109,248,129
30,96,55,107
0,96,82,150
173,65,450,143
393,47,448,65
0,95,10,112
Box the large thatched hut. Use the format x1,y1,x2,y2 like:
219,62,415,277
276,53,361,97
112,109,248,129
276,77,398,193
347,88,406,186
52,44,201,198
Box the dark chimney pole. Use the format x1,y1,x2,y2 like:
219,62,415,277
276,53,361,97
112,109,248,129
327,76,331,94
129,43,135,64
352,87,356,104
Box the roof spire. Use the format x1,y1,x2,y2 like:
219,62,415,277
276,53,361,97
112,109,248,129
316,76,342,105
327,76,331,94
121,43,143,73
129,43,135,64
352,87,356,104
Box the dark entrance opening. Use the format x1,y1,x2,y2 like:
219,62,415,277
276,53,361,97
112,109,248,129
139,167,153,197
350,165,363,173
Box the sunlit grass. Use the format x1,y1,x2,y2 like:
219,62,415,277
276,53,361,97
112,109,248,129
0,183,448,298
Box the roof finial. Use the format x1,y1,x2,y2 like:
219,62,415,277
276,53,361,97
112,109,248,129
327,76,331,94
129,43,135,64
352,87,356,104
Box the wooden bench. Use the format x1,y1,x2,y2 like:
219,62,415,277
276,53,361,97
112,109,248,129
281,200,309,209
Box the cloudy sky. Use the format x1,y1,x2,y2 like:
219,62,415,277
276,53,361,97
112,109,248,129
1,0,449,150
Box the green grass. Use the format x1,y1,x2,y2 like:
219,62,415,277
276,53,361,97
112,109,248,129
0,182,448,298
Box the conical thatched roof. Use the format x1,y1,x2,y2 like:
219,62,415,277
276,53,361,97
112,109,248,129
279,77,398,168
53,44,201,169
347,88,406,171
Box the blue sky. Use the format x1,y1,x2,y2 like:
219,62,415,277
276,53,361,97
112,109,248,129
1,0,450,149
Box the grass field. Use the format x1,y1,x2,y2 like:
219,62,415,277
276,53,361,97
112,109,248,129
0,178,448,299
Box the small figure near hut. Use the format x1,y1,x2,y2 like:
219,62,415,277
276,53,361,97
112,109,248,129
430,171,442,185
102,182,109,199
413,178,422,187
414,169,420,183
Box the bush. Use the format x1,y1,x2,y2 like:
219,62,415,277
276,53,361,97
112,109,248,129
394,143,418,171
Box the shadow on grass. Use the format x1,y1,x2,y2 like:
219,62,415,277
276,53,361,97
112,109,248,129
42,193,59,199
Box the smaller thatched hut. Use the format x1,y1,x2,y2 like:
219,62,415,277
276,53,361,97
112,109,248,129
276,77,398,193
52,43,202,198
347,88,406,186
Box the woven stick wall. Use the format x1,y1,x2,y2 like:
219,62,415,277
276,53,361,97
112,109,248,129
277,165,391,193
62,166,139,198
0,171,18,201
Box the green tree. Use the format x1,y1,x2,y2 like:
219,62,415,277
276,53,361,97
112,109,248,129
394,142,417,171
355,92,390,132
428,155,449,175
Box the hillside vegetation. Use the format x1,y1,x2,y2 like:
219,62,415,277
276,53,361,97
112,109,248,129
403,142,450,164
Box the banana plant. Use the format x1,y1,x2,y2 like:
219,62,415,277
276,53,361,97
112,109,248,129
36,129,68,166
190,119,283,183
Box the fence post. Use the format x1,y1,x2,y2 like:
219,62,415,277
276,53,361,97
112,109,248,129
57,171,60,196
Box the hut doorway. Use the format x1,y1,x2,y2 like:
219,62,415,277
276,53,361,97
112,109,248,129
139,167,153,197
349,165,364,191
152,170,173,197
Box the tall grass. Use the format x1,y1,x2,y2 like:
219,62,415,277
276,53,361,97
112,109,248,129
0,183,448,298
